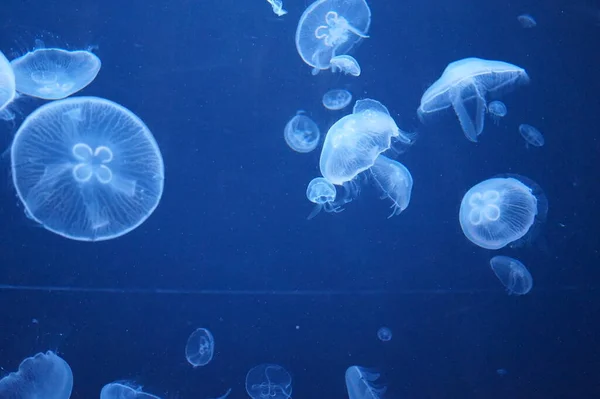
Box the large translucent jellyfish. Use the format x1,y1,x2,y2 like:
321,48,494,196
519,124,544,147
306,177,343,219
322,89,352,110
459,176,547,250
101,382,163,399
0,351,73,399
418,58,529,142
11,96,165,241
320,99,413,185
284,111,321,153
245,364,292,399
487,100,507,124
490,256,533,295
296,0,371,73
330,55,361,76
345,366,386,399
0,49,16,120
370,155,413,218
11,48,101,100
185,327,215,367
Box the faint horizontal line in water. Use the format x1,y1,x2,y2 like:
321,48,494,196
0,284,589,295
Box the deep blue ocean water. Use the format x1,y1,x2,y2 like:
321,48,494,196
1,0,599,398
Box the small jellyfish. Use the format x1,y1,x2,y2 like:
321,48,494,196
496,368,508,376
377,327,392,342
296,0,371,73
284,111,321,153
459,176,547,250
0,351,73,399
330,55,361,76
11,97,164,241
185,327,215,367
519,124,545,147
245,364,292,399
0,50,16,120
11,47,101,100
517,14,537,28
306,177,343,219
370,155,413,218
418,58,529,142
490,256,533,295
101,382,163,399
322,89,352,110
345,366,386,399
487,100,507,124
266,0,287,16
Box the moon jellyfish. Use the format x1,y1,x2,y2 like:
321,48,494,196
459,176,547,250
330,55,361,76
0,351,73,399
101,382,163,399
11,48,101,100
418,57,529,142
306,177,343,219
377,327,392,342
11,96,165,241
487,100,507,124
370,155,413,218
185,327,215,367
284,111,321,153
296,0,371,73
517,14,537,28
322,89,352,110
0,50,16,120
490,256,533,295
207,388,232,399
245,364,292,399
266,0,287,16
320,99,413,185
345,366,386,399
519,124,545,147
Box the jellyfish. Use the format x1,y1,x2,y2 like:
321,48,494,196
320,99,413,185
0,351,73,399
245,364,292,399
284,111,321,153
0,49,16,120
370,155,413,218
296,0,371,73
490,256,533,295
345,366,386,399
377,327,392,342
10,48,101,100
517,14,537,28
11,96,165,242
322,89,352,110
101,382,163,399
306,177,344,219
265,0,287,16
519,124,544,147
459,175,547,250
330,55,361,76
185,327,215,367
418,57,529,142
487,100,507,124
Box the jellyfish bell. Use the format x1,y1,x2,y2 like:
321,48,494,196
305,177,344,219
101,382,163,399
284,111,321,153
418,57,529,142
0,49,17,121
369,155,413,218
330,55,361,76
322,89,352,110
487,100,507,125
489,256,533,295
296,0,371,73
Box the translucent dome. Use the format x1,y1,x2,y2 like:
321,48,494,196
101,382,163,399
11,96,164,241
418,57,529,142
345,366,386,399
370,155,413,218
284,111,320,153
459,176,545,250
296,0,371,72
490,256,533,295
11,48,101,100
185,327,215,367
246,364,292,399
0,49,16,116
322,89,352,110
306,177,343,219
330,55,361,76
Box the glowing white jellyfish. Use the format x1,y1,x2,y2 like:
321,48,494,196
0,49,16,120
322,89,352,110
330,55,361,76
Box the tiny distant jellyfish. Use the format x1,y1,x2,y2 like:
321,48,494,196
185,327,215,367
487,101,507,124
517,14,537,28
284,111,321,153
490,256,533,295
519,124,545,147
377,327,392,342
322,89,352,110
11,48,101,100
246,364,292,399
345,366,386,399
266,0,287,16
496,368,508,376
101,382,163,399
306,177,343,219
330,55,361,76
